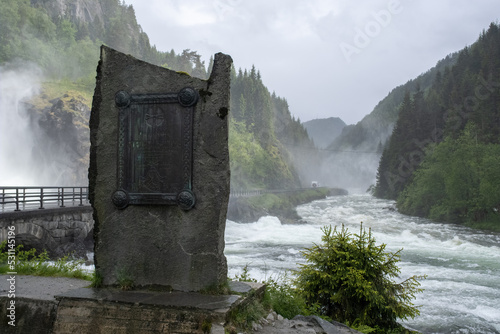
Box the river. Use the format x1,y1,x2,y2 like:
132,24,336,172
225,194,500,334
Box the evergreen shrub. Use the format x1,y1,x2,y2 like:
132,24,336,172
295,224,425,332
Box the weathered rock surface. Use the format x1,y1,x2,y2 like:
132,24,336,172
24,92,91,185
90,46,232,291
31,0,104,26
0,275,264,334
249,312,363,334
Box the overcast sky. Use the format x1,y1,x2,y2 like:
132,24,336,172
124,0,499,125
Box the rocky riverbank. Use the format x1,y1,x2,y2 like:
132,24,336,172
229,312,362,334
227,188,348,224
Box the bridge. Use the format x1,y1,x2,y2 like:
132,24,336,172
0,186,93,258
0,186,293,212
1,185,338,258
0,186,292,257
1,186,89,212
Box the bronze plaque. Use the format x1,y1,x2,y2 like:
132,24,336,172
112,88,198,210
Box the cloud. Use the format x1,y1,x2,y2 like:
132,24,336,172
125,0,500,124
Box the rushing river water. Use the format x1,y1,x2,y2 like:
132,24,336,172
225,194,500,334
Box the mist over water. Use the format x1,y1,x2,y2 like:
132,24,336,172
225,194,500,334
287,145,381,191
0,65,42,185
319,151,381,192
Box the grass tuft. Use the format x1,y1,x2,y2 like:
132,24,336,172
0,241,92,281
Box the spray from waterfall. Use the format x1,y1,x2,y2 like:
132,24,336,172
0,64,42,185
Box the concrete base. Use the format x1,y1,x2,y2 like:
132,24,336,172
0,275,264,334
53,283,263,333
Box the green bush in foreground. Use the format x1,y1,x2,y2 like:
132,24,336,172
262,274,308,320
234,267,308,320
295,224,424,333
0,241,92,280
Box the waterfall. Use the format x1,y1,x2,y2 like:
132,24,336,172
0,65,42,185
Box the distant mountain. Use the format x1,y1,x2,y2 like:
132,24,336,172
303,117,346,149
313,50,459,192
328,53,458,154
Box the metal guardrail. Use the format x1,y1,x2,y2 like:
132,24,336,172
0,186,89,212
1,186,322,211
229,187,323,198
230,189,265,198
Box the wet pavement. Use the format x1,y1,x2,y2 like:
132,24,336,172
0,274,90,300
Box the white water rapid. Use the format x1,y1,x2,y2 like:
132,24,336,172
225,194,500,334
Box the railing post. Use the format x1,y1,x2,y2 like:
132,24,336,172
79,187,84,206
15,188,20,211
39,187,45,209
60,187,65,208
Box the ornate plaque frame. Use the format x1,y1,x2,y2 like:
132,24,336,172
112,87,198,210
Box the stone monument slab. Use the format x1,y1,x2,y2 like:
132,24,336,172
89,46,232,291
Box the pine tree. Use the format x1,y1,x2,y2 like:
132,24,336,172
296,224,424,332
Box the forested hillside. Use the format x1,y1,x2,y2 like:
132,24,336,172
329,54,458,153
0,0,315,189
229,67,316,189
375,23,500,230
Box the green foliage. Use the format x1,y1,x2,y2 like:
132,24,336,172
291,187,330,204
200,281,231,295
229,266,271,330
90,271,103,288
233,266,308,320
1,0,315,192
375,23,500,231
229,65,316,190
374,88,439,200
233,264,258,283
247,193,282,210
330,46,457,155
116,267,135,290
0,0,206,82
231,224,423,333
347,322,377,334
295,224,424,332
201,318,212,334
230,188,330,223
245,188,329,213
227,297,267,331
0,242,92,280
397,124,500,230
229,120,299,190
262,274,309,320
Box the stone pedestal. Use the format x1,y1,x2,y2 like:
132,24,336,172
0,275,265,334
89,46,232,291
52,283,264,334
